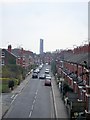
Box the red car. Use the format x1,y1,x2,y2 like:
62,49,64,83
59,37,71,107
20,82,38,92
44,79,51,86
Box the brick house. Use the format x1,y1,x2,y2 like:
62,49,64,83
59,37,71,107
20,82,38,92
12,48,34,68
1,45,17,66
55,44,90,118
1,45,34,69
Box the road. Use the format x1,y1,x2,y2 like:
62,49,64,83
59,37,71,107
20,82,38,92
3,65,55,118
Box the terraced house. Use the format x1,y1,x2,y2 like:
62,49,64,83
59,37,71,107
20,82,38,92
55,43,90,118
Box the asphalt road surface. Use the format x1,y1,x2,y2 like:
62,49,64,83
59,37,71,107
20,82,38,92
3,65,55,118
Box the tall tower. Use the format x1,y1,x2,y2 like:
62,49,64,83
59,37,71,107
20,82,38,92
40,39,44,55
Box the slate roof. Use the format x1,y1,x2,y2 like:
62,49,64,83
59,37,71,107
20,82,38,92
63,52,89,67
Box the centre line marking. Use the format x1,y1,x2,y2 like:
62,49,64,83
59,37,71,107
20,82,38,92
33,99,35,104
35,92,37,95
35,90,38,95
31,105,34,111
29,111,32,118
34,95,37,99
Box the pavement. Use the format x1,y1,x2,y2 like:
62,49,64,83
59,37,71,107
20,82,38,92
51,77,69,119
1,73,69,119
1,74,32,120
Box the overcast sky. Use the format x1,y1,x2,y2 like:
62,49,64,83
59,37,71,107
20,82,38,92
0,0,88,54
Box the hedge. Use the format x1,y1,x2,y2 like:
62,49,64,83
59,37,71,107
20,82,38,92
0,78,20,93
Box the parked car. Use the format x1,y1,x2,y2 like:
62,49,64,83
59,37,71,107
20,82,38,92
45,68,49,71
39,74,46,79
33,70,38,74
32,73,38,78
39,64,43,70
45,69,49,74
44,78,51,86
45,74,51,80
36,68,40,73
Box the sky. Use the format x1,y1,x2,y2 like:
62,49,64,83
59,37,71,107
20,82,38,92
0,0,89,54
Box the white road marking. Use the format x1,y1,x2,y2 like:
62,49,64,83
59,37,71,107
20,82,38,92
11,99,15,105
11,94,15,99
28,98,35,118
34,89,38,99
29,111,32,118
11,94,18,105
13,94,18,100
34,95,37,99
29,87,39,118
31,105,34,111
35,89,38,95
33,99,35,104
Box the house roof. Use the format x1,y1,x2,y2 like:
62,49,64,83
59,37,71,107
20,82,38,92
62,52,90,68
2,49,17,58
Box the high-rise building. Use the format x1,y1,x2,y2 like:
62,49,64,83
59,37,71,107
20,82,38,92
40,39,44,55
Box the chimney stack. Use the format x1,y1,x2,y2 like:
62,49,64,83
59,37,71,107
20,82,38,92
8,45,12,52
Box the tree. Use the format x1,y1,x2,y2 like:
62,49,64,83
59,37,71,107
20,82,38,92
51,60,57,76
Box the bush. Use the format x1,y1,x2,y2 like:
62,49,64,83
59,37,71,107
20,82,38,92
0,78,19,93
2,84,9,93
2,65,24,80
51,60,57,76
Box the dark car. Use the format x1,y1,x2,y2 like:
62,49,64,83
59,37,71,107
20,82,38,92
45,70,49,74
39,74,46,79
33,70,38,74
32,73,38,78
